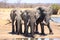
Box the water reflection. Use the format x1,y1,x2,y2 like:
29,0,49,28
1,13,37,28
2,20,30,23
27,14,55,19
51,17,60,23
1,38,60,40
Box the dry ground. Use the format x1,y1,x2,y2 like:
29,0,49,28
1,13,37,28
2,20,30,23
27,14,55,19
0,8,60,39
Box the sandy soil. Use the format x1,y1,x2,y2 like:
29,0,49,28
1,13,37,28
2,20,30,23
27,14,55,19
0,9,60,39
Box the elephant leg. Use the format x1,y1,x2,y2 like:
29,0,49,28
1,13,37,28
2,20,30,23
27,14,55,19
35,23,38,33
15,20,22,34
44,17,53,34
26,25,28,35
30,23,35,37
24,22,28,35
15,21,18,33
24,22,26,33
20,21,22,34
40,22,45,35
31,26,34,36
12,20,15,33
47,22,53,34
16,20,20,35
24,22,27,33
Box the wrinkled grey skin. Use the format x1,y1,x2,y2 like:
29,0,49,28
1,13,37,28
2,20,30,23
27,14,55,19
10,9,22,34
21,10,30,34
10,9,16,33
21,10,40,37
15,10,22,34
36,6,53,35
26,10,37,36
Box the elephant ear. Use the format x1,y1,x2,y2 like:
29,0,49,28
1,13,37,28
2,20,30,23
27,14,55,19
37,7,45,12
35,10,41,19
10,9,16,14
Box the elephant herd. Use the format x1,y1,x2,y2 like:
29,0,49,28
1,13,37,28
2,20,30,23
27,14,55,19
10,6,53,37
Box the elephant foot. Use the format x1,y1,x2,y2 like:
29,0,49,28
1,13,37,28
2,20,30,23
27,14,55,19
12,31,15,33
31,35,34,38
24,32,28,35
30,34,34,38
26,33,34,38
24,33,28,37
24,31,28,34
40,33,47,36
19,30,22,34
24,33,34,38
34,31,39,34
16,32,20,35
17,33,19,35
24,31,26,33
49,32,53,35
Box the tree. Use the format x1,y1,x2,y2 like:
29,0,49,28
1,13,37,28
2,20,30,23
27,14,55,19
1,0,8,8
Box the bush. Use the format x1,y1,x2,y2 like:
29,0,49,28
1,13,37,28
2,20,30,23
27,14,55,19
52,4,60,15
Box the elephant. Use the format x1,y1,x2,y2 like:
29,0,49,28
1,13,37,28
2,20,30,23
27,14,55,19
21,10,40,37
26,10,37,36
21,10,30,34
35,6,53,35
15,10,22,34
10,9,22,34
10,9,17,33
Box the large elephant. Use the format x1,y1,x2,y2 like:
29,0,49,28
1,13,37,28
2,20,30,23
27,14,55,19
26,10,37,36
21,10,30,34
35,6,53,35
21,10,40,37
10,9,22,34
10,9,16,33
15,10,22,34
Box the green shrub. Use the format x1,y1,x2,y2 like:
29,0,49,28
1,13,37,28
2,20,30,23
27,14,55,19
51,4,60,15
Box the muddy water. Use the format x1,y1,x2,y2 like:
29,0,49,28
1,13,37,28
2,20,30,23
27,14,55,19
51,17,60,23
0,38,60,40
